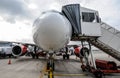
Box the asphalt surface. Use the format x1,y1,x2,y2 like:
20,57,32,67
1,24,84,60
0,51,120,78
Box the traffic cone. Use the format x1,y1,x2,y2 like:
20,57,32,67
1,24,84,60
8,59,11,65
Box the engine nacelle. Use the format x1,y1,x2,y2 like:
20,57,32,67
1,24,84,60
12,45,27,56
74,47,89,57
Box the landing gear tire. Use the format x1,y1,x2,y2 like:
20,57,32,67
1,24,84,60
36,55,39,59
94,70,103,78
47,61,55,71
47,62,50,70
32,54,35,59
52,62,55,71
63,54,69,59
8,55,11,58
63,55,65,59
67,54,69,59
81,65,86,72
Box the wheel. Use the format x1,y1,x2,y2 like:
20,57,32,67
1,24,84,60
8,55,11,58
36,55,39,59
3,53,6,58
81,65,86,72
47,61,55,71
50,61,55,71
67,54,69,59
94,70,103,78
52,62,55,71
47,62,50,70
13,56,17,59
31,53,35,59
63,55,65,59
32,55,35,59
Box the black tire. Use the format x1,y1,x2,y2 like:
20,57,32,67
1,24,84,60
52,62,55,71
3,53,6,58
31,53,35,59
32,55,35,59
8,55,11,58
13,56,17,59
47,62,50,70
67,54,69,59
81,65,86,72
94,71,103,78
47,61,55,71
36,55,39,59
63,55,65,59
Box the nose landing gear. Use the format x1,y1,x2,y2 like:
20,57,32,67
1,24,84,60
46,52,55,78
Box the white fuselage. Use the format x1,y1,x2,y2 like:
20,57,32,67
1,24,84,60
33,11,72,51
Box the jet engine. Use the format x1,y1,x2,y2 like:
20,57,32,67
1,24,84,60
74,46,89,57
12,45,27,56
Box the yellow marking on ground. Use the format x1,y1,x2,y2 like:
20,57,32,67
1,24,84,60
45,73,88,76
40,63,47,78
49,68,53,78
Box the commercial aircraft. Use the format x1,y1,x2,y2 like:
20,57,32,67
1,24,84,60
11,4,97,70
1,3,120,78
2,4,101,73
31,4,91,71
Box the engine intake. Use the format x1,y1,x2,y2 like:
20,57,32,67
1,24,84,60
12,46,22,56
80,47,89,57
12,45,27,56
74,47,89,57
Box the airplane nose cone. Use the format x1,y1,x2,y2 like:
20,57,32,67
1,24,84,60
33,11,72,51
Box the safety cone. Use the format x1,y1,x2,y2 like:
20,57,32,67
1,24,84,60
8,59,11,65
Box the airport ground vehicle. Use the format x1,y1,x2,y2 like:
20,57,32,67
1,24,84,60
0,47,12,58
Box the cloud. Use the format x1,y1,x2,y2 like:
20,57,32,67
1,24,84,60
55,0,120,28
82,0,120,28
0,21,33,42
0,0,120,42
0,0,34,24
0,0,119,26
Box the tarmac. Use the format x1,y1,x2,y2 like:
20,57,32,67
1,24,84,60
0,51,120,78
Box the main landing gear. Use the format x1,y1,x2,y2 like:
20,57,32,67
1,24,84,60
63,54,69,59
63,47,70,59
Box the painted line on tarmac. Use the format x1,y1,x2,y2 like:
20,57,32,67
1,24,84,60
40,63,47,78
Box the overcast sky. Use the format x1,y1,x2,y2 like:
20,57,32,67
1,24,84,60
0,0,120,43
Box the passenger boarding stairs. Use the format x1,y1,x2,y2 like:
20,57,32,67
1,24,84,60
90,22,120,61
62,4,120,61
72,22,120,61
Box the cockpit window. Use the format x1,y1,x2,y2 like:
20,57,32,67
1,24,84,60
82,12,99,23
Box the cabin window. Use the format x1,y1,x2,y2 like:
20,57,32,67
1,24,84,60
82,12,96,22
